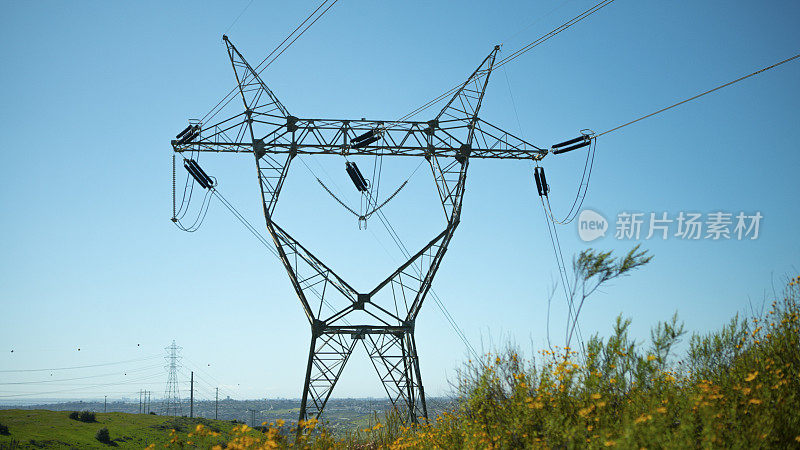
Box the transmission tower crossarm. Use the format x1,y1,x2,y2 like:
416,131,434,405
172,117,546,160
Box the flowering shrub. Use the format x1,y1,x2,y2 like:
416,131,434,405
154,273,800,448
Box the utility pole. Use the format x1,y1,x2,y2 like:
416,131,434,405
104,395,107,413
189,371,194,418
248,409,256,427
215,388,219,420
138,390,142,414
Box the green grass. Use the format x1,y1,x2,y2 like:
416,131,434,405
0,409,247,449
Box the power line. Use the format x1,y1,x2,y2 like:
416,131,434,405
494,0,615,70
0,364,163,385
0,355,162,373
543,135,596,225
210,184,348,322
223,0,256,35
257,0,340,75
395,0,615,123
202,0,339,124
594,52,800,139
0,373,164,398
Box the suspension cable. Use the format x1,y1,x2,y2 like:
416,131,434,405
544,136,596,225
538,194,583,350
210,187,347,322
594,52,800,139
314,159,424,222
201,0,339,124
395,0,615,123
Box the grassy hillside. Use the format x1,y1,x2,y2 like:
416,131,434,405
0,409,253,449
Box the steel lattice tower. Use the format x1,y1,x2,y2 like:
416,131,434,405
171,36,552,424
162,340,182,416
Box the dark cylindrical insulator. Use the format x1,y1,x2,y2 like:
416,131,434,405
552,136,585,149
539,167,549,195
352,129,376,143
184,160,210,189
352,135,380,149
176,124,193,139
177,130,199,146
354,168,368,191
533,167,544,197
345,163,364,192
552,140,591,155
187,159,214,188
346,162,369,192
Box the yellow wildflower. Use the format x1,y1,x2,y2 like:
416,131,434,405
604,440,616,447
656,407,667,414
647,355,656,362
745,371,758,382
591,393,602,400
749,398,762,404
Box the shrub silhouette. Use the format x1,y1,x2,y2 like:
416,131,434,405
68,411,96,423
0,422,9,436
95,427,111,444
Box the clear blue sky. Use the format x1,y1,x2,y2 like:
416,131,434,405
1,0,798,402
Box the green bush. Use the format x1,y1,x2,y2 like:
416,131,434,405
67,410,96,423
0,422,9,435
95,426,111,444
387,273,800,448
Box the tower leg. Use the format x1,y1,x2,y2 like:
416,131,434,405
408,332,428,421
298,324,358,423
298,333,317,424
363,330,427,423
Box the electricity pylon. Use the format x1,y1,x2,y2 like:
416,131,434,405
171,36,549,424
163,340,182,416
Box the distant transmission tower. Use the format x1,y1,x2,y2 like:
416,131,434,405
162,340,182,416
